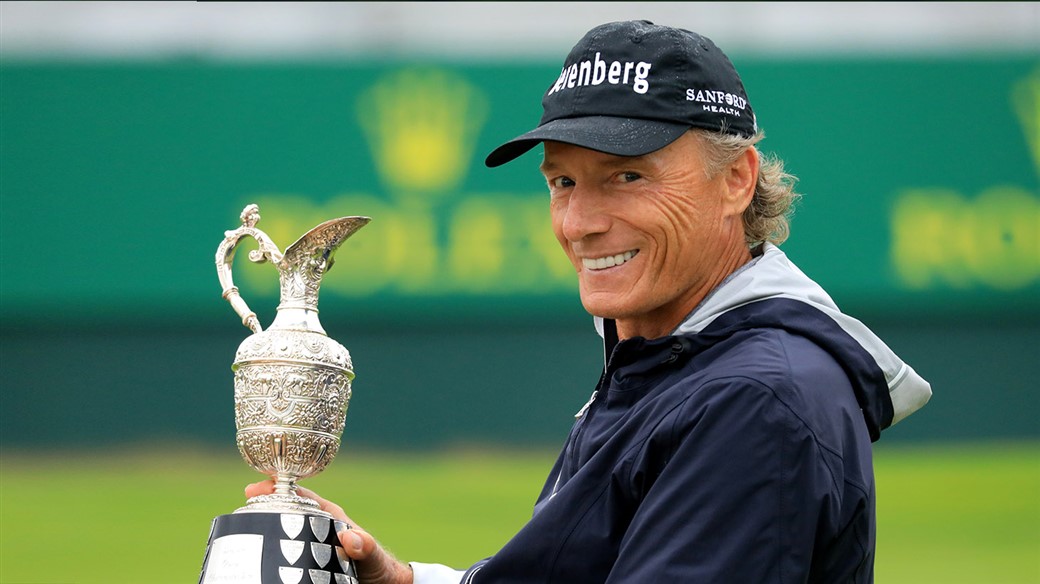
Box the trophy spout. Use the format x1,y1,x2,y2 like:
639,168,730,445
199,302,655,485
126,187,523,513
216,206,370,335
274,216,370,325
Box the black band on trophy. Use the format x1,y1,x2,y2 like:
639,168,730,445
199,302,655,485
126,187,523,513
200,513,359,584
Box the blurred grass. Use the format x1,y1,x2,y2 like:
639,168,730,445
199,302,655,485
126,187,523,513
0,441,1037,583
872,442,1040,583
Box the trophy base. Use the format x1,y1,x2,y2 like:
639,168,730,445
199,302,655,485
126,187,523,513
199,511,359,584
239,493,328,516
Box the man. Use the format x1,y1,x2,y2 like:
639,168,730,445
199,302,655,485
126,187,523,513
248,20,931,583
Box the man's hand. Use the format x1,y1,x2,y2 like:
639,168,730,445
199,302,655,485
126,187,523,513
245,481,414,584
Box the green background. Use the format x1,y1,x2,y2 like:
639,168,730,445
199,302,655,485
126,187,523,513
1,59,1038,325
1,57,1037,450
0,48,1038,584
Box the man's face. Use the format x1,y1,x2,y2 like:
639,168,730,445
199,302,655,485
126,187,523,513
541,132,751,339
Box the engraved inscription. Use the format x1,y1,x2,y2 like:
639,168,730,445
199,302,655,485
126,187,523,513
281,539,305,564
278,566,304,584
281,515,305,539
201,534,263,584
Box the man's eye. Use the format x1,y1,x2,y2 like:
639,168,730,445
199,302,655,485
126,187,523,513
621,172,642,183
552,177,575,188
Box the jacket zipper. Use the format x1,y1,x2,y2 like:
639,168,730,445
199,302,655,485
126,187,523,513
568,378,607,472
558,341,618,497
574,390,598,419
550,389,598,499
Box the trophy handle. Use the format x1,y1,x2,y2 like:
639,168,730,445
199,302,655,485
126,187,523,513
215,204,284,334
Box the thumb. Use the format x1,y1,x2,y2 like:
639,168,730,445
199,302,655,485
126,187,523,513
340,528,366,556
338,526,376,560
337,527,412,584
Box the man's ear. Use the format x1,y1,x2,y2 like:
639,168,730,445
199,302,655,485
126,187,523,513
723,146,759,216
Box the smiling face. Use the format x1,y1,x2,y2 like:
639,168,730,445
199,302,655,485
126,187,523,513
542,131,758,340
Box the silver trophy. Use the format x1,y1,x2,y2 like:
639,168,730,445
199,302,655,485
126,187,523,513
200,204,369,584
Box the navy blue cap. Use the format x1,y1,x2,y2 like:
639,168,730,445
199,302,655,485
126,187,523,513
485,20,756,167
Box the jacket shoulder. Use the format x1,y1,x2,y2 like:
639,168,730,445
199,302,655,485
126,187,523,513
673,327,869,465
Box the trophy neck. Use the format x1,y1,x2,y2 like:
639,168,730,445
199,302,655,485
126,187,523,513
273,260,329,334
269,306,326,334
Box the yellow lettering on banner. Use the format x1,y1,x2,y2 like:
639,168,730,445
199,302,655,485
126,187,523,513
522,196,575,290
447,199,506,289
311,195,442,295
961,187,1040,290
891,187,1039,290
891,189,970,288
445,195,575,293
233,68,577,304
515,199,578,289
394,204,441,293
323,194,410,295
235,193,575,297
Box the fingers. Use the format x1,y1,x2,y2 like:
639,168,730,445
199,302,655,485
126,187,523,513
240,482,409,583
296,485,353,525
242,481,354,526
294,484,329,506
244,479,275,498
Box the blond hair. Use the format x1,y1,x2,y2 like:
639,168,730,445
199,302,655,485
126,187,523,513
696,129,800,246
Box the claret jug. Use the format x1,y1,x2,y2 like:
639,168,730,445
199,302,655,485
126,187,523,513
215,204,369,515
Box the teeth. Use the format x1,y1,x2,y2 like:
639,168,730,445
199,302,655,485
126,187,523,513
582,250,637,271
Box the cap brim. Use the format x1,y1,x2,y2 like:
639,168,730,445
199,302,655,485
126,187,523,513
484,116,691,168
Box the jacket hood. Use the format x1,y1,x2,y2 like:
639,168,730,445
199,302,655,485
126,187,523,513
596,243,931,437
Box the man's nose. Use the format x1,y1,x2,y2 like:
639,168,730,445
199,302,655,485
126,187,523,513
560,186,611,242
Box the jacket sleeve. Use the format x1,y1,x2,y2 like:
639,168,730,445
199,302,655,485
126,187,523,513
605,376,837,583
410,562,465,584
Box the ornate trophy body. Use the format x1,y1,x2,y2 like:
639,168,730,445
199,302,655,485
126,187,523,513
200,205,369,584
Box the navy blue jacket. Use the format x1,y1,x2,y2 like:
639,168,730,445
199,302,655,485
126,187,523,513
463,300,892,583
456,245,931,584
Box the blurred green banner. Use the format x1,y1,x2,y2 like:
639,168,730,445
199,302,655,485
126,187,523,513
1,57,1037,328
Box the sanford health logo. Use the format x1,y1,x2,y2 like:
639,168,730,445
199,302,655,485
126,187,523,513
236,68,575,303
686,88,748,119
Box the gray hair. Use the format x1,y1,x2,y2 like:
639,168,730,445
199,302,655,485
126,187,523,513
695,129,800,246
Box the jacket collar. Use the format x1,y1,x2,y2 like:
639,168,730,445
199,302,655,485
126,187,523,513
594,243,930,429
